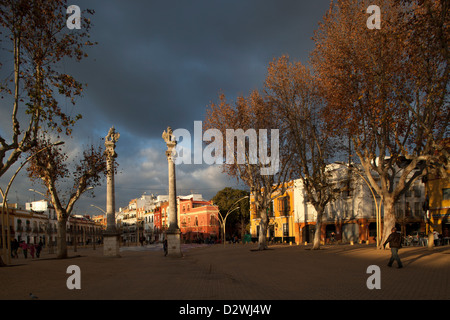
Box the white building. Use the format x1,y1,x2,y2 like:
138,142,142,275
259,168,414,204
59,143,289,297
5,200,102,248
293,162,426,244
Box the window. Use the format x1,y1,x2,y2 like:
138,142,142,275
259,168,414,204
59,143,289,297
414,202,421,217
443,188,450,201
267,201,274,217
406,188,412,197
414,186,421,198
283,223,289,237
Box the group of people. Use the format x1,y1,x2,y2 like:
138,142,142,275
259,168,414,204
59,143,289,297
10,239,43,259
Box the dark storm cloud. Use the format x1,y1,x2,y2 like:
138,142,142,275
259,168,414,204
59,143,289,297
71,0,329,140
1,0,331,212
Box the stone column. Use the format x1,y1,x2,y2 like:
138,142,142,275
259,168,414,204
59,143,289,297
162,127,182,257
103,126,121,257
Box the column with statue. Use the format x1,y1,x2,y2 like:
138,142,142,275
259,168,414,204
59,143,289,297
103,126,121,257
162,127,182,257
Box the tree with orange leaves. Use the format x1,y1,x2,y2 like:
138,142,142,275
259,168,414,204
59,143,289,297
264,55,344,250
204,91,291,250
311,0,449,247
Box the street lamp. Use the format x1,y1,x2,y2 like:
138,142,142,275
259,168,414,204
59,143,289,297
90,204,107,247
29,189,46,197
90,204,106,214
1,140,64,265
216,196,249,246
334,161,381,248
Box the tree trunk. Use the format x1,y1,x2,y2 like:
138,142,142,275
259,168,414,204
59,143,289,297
428,224,435,250
241,216,245,245
312,207,324,250
56,218,68,259
312,221,321,250
381,197,396,248
258,209,268,250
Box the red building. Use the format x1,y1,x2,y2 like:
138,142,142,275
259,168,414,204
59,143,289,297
178,196,220,242
153,206,162,242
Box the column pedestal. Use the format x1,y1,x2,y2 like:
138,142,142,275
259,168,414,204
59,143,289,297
166,230,182,258
103,233,120,257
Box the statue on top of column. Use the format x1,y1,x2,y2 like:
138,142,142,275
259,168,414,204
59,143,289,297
162,127,176,144
162,126,177,159
106,126,120,143
105,126,120,158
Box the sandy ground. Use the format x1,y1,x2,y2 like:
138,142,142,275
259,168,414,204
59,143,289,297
1,242,449,302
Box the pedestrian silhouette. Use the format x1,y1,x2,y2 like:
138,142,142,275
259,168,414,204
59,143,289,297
163,239,168,256
384,227,403,268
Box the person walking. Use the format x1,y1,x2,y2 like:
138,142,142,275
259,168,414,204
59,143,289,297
29,243,35,259
383,227,403,268
11,239,19,258
20,241,28,259
433,230,440,246
35,241,43,258
163,239,168,256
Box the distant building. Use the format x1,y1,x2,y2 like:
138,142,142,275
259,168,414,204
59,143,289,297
178,195,219,242
115,193,219,243
92,214,106,229
0,200,102,248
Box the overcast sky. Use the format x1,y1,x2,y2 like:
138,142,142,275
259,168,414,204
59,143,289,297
0,0,331,215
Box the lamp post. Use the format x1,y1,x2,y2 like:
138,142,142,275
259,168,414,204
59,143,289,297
1,141,64,265
217,196,249,246
90,204,107,248
90,204,106,214
28,189,46,197
335,162,381,248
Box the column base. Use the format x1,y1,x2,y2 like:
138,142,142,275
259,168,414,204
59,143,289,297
103,233,121,257
166,230,183,258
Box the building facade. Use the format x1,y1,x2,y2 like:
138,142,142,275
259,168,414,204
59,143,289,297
250,181,296,244
0,200,102,249
251,163,427,245
178,195,220,242
424,168,450,243
114,193,219,244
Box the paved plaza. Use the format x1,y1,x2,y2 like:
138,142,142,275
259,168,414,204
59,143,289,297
1,242,449,301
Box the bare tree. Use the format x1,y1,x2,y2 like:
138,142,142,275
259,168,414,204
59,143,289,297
27,137,106,259
0,0,95,264
0,0,95,178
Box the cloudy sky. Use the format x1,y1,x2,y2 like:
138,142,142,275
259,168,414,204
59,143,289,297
1,0,331,215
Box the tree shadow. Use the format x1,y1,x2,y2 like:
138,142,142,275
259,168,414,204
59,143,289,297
400,246,450,266
29,254,84,262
